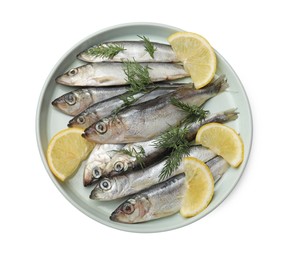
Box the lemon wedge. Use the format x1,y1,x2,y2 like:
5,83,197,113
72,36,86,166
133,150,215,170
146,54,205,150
46,128,94,181
168,32,216,89
196,123,244,167
180,157,214,218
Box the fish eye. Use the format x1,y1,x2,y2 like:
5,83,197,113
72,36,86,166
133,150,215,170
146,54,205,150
77,116,85,124
95,121,107,134
68,68,78,76
114,161,124,172
100,179,111,190
92,167,101,179
122,203,134,214
65,93,76,105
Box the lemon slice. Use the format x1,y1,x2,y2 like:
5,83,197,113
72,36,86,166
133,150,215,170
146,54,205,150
168,32,216,89
46,128,95,181
180,157,214,218
196,123,244,167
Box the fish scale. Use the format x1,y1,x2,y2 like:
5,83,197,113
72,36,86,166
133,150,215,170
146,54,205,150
83,75,228,144
83,107,237,187
68,86,180,129
110,173,187,223
78,41,178,63
56,62,189,87
52,87,128,116
89,146,217,201
110,156,229,223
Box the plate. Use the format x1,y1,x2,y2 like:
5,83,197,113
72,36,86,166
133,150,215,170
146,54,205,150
36,22,252,233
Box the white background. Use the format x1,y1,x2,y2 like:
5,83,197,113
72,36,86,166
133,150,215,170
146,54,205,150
1,0,290,259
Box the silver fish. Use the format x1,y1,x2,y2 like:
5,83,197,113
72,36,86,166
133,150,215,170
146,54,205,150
83,140,168,187
186,108,238,141
101,108,238,177
68,86,179,129
110,173,186,223
78,41,178,63
89,146,217,201
110,156,229,223
206,156,230,183
51,87,128,116
84,144,124,186
83,75,228,144
55,63,188,87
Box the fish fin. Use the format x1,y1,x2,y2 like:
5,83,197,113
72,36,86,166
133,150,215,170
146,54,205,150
93,76,116,84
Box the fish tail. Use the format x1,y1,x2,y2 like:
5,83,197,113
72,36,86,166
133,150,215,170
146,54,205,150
215,74,229,93
222,108,239,121
203,74,229,95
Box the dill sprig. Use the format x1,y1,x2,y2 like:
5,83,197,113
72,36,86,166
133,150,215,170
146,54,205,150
118,145,146,169
138,35,157,58
153,126,191,181
153,99,209,181
111,60,154,117
86,43,125,59
123,60,152,94
111,59,153,117
170,97,209,125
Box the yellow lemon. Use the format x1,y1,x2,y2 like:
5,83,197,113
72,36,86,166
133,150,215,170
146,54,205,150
196,123,244,167
168,32,216,89
46,128,94,181
180,157,214,218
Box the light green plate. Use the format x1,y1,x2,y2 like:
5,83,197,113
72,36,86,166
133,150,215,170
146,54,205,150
36,22,252,233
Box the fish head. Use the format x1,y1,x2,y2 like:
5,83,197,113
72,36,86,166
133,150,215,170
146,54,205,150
68,110,96,129
110,195,151,223
55,65,94,86
52,89,94,116
82,117,123,143
83,144,123,186
83,161,105,187
51,91,79,115
89,177,119,200
104,153,133,176
83,144,102,186
68,113,87,128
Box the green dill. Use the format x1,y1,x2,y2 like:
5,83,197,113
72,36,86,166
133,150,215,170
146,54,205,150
86,43,125,59
111,60,155,118
153,126,191,181
123,59,152,93
138,35,157,59
170,97,209,125
118,145,146,169
153,99,209,181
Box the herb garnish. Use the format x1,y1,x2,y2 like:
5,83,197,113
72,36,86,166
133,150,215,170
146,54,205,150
154,98,209,181
118,145,146,169
154,126,191,181
170,97,209,125
86,43,125,59
111,60,155,117
123,59,152,94
138,35,157,59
